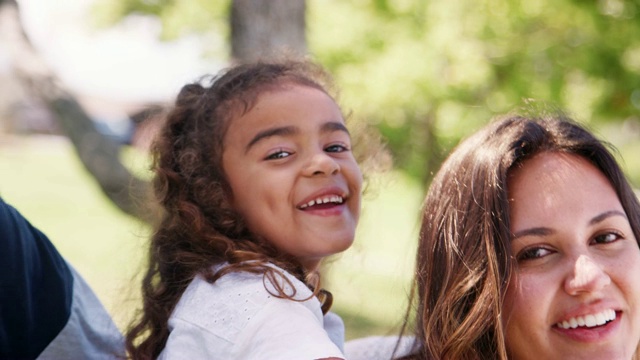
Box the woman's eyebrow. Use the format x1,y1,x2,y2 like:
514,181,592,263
589,210,628,225
512,210,628,240
512,227,554,240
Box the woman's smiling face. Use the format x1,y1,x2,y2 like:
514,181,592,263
503,152,640,360
222,84,362,271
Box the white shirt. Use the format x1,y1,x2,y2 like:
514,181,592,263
159,265,345,360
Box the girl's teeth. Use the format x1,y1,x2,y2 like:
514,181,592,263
299,196,344,209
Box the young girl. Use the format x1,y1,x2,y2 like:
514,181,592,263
125,59,363,359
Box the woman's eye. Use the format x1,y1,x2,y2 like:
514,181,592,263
517,247,552,262
325,143,349,153
265,150,292,160
593,232,622,245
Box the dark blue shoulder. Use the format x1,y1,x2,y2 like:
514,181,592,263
0,197,73,359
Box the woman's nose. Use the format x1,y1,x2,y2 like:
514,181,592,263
564,255,611,296
304,152,340,177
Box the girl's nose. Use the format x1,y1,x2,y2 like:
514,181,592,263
564,255,611,296
304,152,340,177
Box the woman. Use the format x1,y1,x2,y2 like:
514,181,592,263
403,113,640,359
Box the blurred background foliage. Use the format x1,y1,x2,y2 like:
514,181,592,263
93,0,640,187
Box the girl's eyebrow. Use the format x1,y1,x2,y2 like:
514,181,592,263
245,126,297,153
321,121,350,135
245,121,349,153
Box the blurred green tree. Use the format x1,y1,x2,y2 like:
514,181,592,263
307,0,640,184
94,0,640,188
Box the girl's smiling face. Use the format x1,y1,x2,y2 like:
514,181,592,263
221,84,362,271
503,152,640,360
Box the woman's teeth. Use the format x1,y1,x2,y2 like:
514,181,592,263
556,309,616,329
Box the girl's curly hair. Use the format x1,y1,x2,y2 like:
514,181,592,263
125,59,342,359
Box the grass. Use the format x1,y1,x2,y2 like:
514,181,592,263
0,135,422,339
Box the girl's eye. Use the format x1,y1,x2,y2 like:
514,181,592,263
265,150,292,160
325,143,349,153
593,232,622,245
516,247,553,262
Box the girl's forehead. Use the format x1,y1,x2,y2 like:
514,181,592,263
222,84,343,142
225,81,328,117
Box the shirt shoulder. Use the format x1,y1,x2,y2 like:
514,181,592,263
162,265,337,359
37,265,125,360
170,265,318,342
0,198,73,358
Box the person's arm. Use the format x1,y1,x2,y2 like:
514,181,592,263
0,197,73,359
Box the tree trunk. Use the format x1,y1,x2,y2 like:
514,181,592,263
0,0,156,224
231,0,307,62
